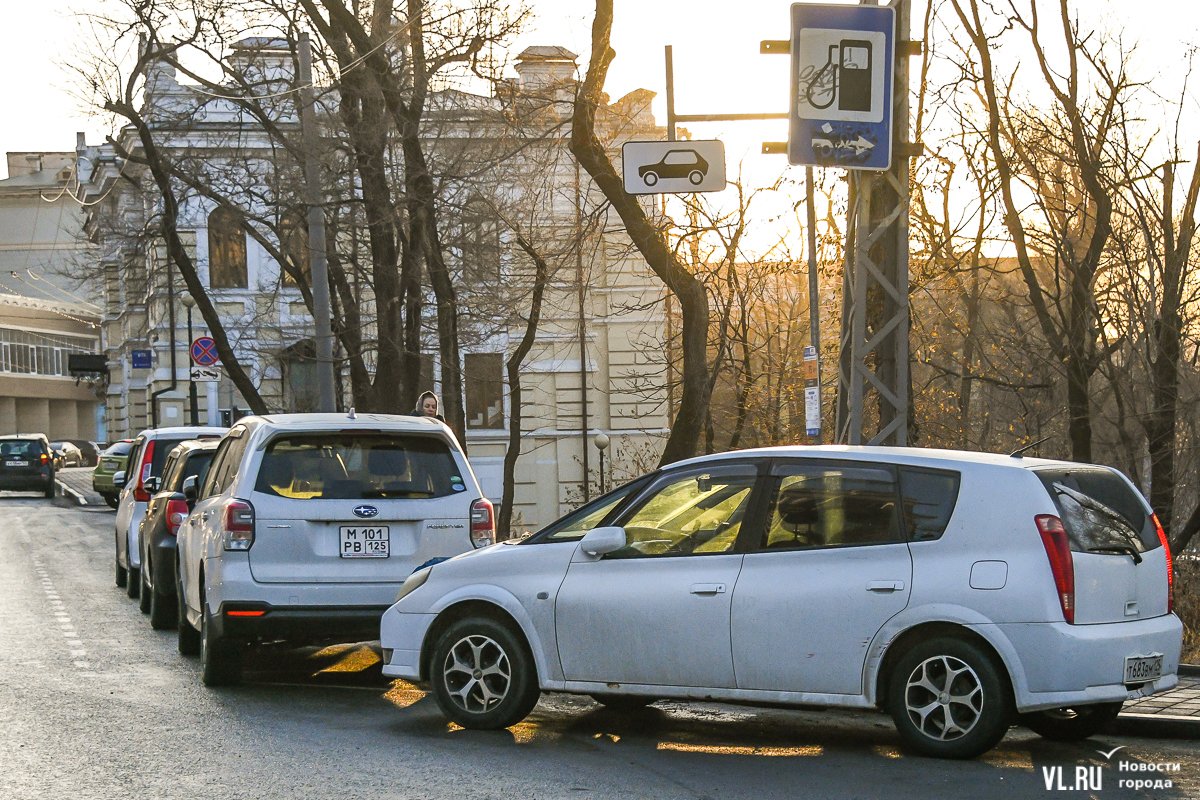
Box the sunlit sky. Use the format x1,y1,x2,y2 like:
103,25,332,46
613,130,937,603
5,0,1200,248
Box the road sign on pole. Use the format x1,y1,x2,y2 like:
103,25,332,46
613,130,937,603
190,337,219,367
190,365,221,382
622,140,727,195
788,3,896,170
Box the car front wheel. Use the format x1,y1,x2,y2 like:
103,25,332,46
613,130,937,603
1020,703,1122,741
176,566,200,656
431,617,539,730
887,636,1013,759
688,170,703,185
138,563,151,614
114,532,127,588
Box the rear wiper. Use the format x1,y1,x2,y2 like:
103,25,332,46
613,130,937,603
1087,545,1142,564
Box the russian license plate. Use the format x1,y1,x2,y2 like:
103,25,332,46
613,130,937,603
5,460,28,467
1124,653,1164,683
339,525,389,558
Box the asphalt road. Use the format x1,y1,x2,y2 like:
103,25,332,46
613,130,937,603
3,495,1200,800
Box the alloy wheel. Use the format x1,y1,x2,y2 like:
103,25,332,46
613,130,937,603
904,654,984,741
442,634,511,714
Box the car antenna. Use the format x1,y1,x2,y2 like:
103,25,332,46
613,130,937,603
1009,435,1051,458
347,407,356,420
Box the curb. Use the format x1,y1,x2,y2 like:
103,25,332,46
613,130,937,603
55,479,88,506
1113,713,1200,740
1179,664,1200,677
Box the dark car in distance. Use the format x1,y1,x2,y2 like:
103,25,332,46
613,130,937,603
136,439,219,628
638,148,709,187
0,434,55,498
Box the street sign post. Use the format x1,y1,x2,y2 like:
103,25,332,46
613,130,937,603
190,337,219,367
622,140,727,195
190,365,221,382
788,3,896,170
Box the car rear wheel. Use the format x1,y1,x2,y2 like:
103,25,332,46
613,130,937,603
200,602,242,686
104,494,119,510
431,617,539,730
1020,702,1122,741
44,484,54,499
642,171,659,186
590,694,657,711
138,564,151,614
887,637,1012,759
177,568,200,656
126,566,140,599
149,568,177,631
114,532,127,588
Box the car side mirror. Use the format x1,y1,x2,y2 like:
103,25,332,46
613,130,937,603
182,475,198,505
579,526,627,558
144,476,161,494
113,470,127,489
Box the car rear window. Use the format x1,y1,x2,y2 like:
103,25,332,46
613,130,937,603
103,441,133,457
254,433,464,500
150,439,189,478
1035,467,1159,554
900,467,960,542
0,440,45,458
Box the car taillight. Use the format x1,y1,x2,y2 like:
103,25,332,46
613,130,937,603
223,499,255,551
134,441,155,502
470,498,495,549
1036,514,1075,624
40,453,48,465
166,498,190,537
1153,513,1174,614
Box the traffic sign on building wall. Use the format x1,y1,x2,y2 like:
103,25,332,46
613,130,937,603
789,3,896,170
622,140,727,195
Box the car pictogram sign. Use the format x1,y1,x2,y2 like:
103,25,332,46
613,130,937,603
191,337,219,366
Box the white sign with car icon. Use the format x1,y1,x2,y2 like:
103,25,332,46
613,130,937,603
621,140,727,195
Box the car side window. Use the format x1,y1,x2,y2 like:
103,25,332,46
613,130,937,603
760,464,901,550
160,453,181,490
201,440,235,499
899,467,960,542
609,467,758,558
214,433,250,495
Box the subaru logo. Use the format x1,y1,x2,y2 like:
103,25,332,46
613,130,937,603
353,505,379,519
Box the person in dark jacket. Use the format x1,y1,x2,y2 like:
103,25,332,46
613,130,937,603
412,391,445,422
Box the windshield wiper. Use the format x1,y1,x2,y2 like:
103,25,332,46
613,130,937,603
1087,545,1142,564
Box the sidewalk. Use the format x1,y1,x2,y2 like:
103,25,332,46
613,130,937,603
55,467,105,506
1112,667,1200,739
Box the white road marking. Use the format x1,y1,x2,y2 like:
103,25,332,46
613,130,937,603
32,557,90,672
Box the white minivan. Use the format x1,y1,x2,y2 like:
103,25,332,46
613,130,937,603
379,446,1182,759
176,412,493,686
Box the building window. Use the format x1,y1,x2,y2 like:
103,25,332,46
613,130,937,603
0,328,97,377
464,352,504,429
208,206,247,288
460,200,502,285
280,207,310,287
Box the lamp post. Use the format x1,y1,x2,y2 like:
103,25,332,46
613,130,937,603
182,294,199,425
593,432,610,495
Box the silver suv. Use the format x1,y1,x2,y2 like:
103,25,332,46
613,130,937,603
176,412,493,685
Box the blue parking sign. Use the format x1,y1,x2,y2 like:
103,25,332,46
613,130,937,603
789,3,896,170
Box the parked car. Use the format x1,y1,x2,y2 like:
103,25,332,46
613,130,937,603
0,434,54,498
379,446,1182,760
94,440,135,509
176,412,493,686
66,439,100,468
114,426,227,600
136,439,220,629
49,441,84,469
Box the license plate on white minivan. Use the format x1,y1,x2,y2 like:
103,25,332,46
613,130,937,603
339,526,389,558
1124,654,1164,683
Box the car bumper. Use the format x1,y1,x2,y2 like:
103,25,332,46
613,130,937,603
380,610,437,680
93,475,116,493
212,602,391,643
0,475,53,491
991,613,1184,712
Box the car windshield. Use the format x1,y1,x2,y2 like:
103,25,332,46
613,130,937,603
1,441,43,458
253,433,464,500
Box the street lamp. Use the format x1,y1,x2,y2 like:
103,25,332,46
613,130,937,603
593,432,610,495
181,294,199,425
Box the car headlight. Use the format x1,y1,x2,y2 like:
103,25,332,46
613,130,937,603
395,567,432,603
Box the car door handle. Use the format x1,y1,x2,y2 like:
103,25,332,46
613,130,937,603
867,581,905,592
691,583,727,595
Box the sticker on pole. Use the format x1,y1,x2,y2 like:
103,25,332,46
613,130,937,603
622,140,727,195
190,366,221,382
804,345,821,437
191,337,219,366
789,3,895,170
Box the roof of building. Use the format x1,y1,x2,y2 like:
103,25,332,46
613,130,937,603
0,292,100,323
516,46,578,62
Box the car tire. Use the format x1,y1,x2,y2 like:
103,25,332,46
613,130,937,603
115,532,127,588
149,568,177,631
44,483,54,499
138,565,152,614
688,170,703,185
887,636,1013,759
104,494,119,510
126,566,140,599
177,570,200,656
200,601,242,686
1020,702,1122,741
590,694,657,711
642,171,658,186
431,617,539,730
